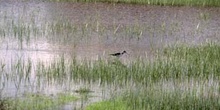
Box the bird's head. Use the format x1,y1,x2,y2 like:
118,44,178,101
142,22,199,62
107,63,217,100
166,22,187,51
122,51,127,54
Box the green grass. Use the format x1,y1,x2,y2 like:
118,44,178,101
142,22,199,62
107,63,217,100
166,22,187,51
4,43,220,85
0,0,219,108
43,0,220,7
2,43,220,109
86,88,220,110
38,43,220,85
84,43,220,110
0,93,77,110
86,99,127,110
74,87,93,94
162,43,220,78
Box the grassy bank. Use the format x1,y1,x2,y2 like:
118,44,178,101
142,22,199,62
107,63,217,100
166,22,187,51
44,0,220,7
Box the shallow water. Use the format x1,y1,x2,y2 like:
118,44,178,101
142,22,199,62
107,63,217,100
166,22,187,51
1,1,220,63
0,1,220,109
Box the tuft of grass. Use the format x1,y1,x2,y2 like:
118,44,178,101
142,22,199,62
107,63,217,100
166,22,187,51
0,98,10,110
74,87,93,94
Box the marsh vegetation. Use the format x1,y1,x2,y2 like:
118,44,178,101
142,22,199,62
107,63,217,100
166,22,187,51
0,0,220,109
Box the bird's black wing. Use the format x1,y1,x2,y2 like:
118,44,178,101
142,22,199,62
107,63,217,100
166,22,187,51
110,52,121,56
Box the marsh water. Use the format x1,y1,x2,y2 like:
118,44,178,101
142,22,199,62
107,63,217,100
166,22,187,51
0,1,220,109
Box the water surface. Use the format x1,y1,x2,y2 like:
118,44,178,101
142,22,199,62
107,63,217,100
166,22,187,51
0,1,220,109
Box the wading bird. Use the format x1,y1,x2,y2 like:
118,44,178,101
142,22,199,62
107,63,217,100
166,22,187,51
110,51,127,57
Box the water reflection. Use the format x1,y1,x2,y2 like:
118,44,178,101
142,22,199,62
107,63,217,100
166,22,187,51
1,2,220,64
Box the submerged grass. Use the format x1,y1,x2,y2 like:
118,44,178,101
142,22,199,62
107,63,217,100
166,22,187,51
0,93,77,110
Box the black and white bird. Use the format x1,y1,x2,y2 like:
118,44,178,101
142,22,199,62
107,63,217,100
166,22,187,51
110,51,127,57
